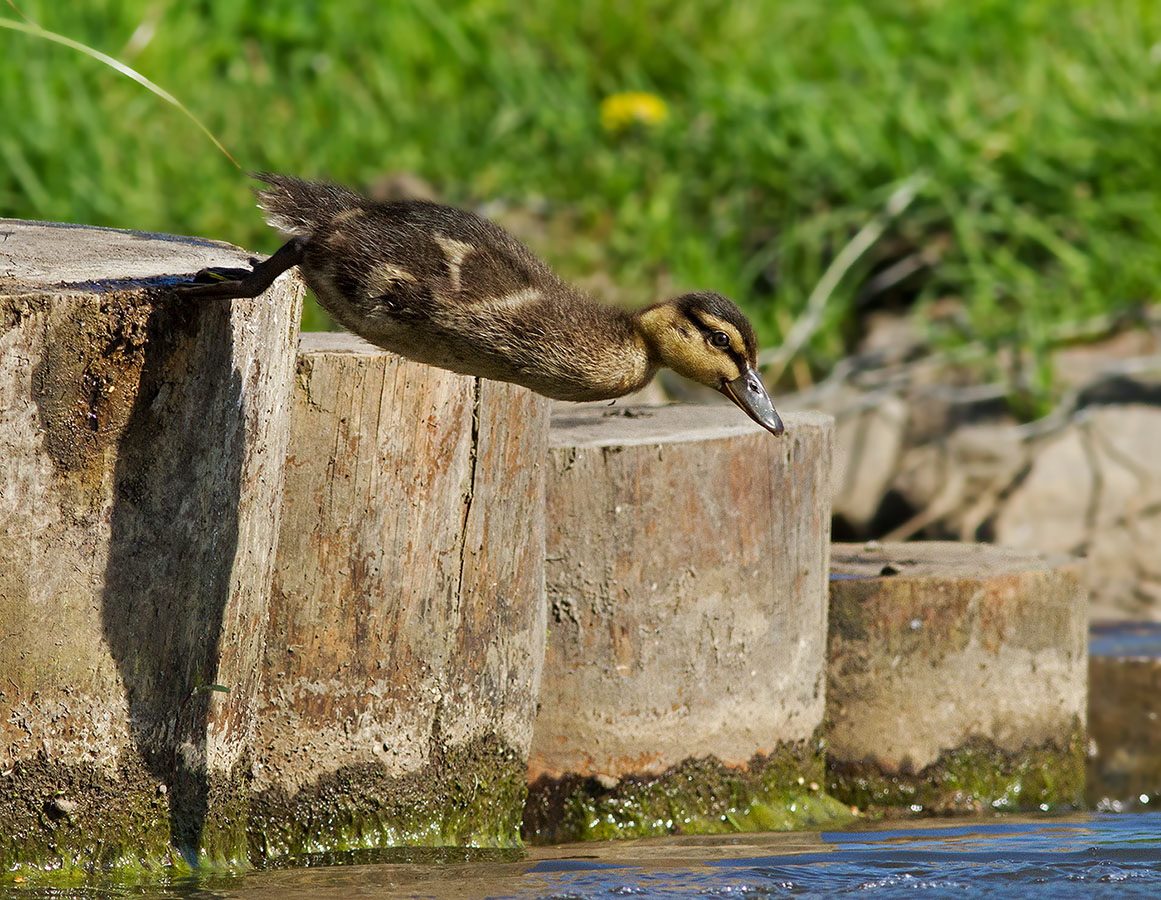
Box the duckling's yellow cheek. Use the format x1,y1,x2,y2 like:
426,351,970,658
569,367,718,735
636,303,744,387
659,335,731,386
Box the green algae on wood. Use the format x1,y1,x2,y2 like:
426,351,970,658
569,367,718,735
2,734,528,876
248,735,528,862
0,753,254,876
0,756,172,875
524,741,855,845
827,726,1087,815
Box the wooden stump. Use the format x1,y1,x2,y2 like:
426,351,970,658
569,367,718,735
0,220,302,868
827,541,1088,813
526,406,842,842
1087,622,1161,810
250,333,550,857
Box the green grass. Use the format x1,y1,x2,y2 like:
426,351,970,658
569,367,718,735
2,0,1159,385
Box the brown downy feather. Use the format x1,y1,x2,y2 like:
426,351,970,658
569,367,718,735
254,172,366,236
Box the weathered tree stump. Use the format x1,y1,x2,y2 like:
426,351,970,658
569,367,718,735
525,406,845,842
0,220,302,869
1087,622,1161,810
827,541,1087,813
249,333,550,858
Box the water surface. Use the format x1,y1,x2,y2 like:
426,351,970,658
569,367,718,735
17,813,1160,900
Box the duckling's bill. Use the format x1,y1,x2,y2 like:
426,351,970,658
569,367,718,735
720,368,785,437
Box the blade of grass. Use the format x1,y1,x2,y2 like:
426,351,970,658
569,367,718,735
0,17,240,169
759,173,927,379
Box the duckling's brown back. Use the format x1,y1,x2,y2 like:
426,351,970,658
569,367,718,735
247,174,655,401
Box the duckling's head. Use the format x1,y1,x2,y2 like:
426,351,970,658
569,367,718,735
634,291,785,436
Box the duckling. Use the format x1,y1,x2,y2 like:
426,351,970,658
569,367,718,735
177,174,784,436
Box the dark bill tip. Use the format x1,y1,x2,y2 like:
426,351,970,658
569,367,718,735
719,368,785,437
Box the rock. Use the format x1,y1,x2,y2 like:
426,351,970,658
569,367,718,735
48,797,78,819
995,405,1161,621
834,391,908,530
781,384,907,532
891,423,1029,540
1053,330,1161,392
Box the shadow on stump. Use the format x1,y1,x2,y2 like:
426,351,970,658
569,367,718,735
98,293,244,861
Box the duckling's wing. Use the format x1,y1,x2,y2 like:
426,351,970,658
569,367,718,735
307,200,563,312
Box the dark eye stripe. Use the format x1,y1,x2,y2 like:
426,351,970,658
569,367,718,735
688,314,749,373
687,312,714,333
690,314,735,345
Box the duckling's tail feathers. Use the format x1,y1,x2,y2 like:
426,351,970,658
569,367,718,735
252,172,364,236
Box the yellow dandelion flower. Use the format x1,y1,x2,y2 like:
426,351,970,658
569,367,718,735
600,91,669,134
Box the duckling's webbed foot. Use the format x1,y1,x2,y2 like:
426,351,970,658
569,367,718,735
189,265,254,283
175,237,306,300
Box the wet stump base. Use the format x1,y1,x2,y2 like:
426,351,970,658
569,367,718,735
524,738,851,844
1087,623,1161,811
826,542,1088,814
248,736,526,858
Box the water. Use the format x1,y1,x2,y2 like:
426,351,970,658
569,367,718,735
1089,621,1161,659
14,813,1161,900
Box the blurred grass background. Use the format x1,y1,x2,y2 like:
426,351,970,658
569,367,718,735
2,0,1159,396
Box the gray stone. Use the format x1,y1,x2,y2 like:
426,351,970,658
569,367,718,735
891,423,1028,541
995,405,1161,621
780,383,908,532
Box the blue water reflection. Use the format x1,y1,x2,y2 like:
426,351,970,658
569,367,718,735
1089,621,1161,658
509,815,1161,900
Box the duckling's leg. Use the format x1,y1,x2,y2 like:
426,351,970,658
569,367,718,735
175,237,307,300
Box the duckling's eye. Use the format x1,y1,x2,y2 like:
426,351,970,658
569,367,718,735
709,331,731,349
